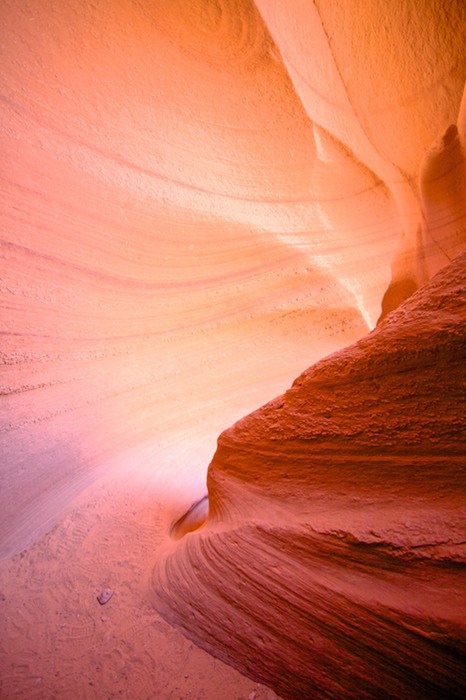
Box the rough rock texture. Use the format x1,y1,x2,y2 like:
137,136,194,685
152,254,466,700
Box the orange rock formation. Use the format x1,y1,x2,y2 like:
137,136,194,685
153,252,466,699
1,1,465,698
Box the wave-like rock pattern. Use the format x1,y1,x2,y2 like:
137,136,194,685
1,0,377,557
152,253,466,699
2,0,466,560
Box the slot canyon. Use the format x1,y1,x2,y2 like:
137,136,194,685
1,1,465,698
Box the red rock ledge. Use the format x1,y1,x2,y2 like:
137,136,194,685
152,252,466,700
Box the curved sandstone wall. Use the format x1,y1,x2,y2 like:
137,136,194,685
2,0,464,558
0,0,374,556
1,1,465,696
153,252,466,700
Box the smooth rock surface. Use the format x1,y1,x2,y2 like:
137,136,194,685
1,0,466,698
1,0,465,557
1,0,381,558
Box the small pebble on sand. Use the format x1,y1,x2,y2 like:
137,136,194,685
97,589,114,605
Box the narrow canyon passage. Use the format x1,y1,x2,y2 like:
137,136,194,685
1,1,465,698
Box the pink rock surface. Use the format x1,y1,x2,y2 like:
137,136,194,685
1,0,464,556
1,0,377,558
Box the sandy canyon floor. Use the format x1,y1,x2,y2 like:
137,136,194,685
0,471,281,700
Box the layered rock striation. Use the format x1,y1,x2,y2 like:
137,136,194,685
1,0,466,693
1,0,465,559
152,253,466,699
